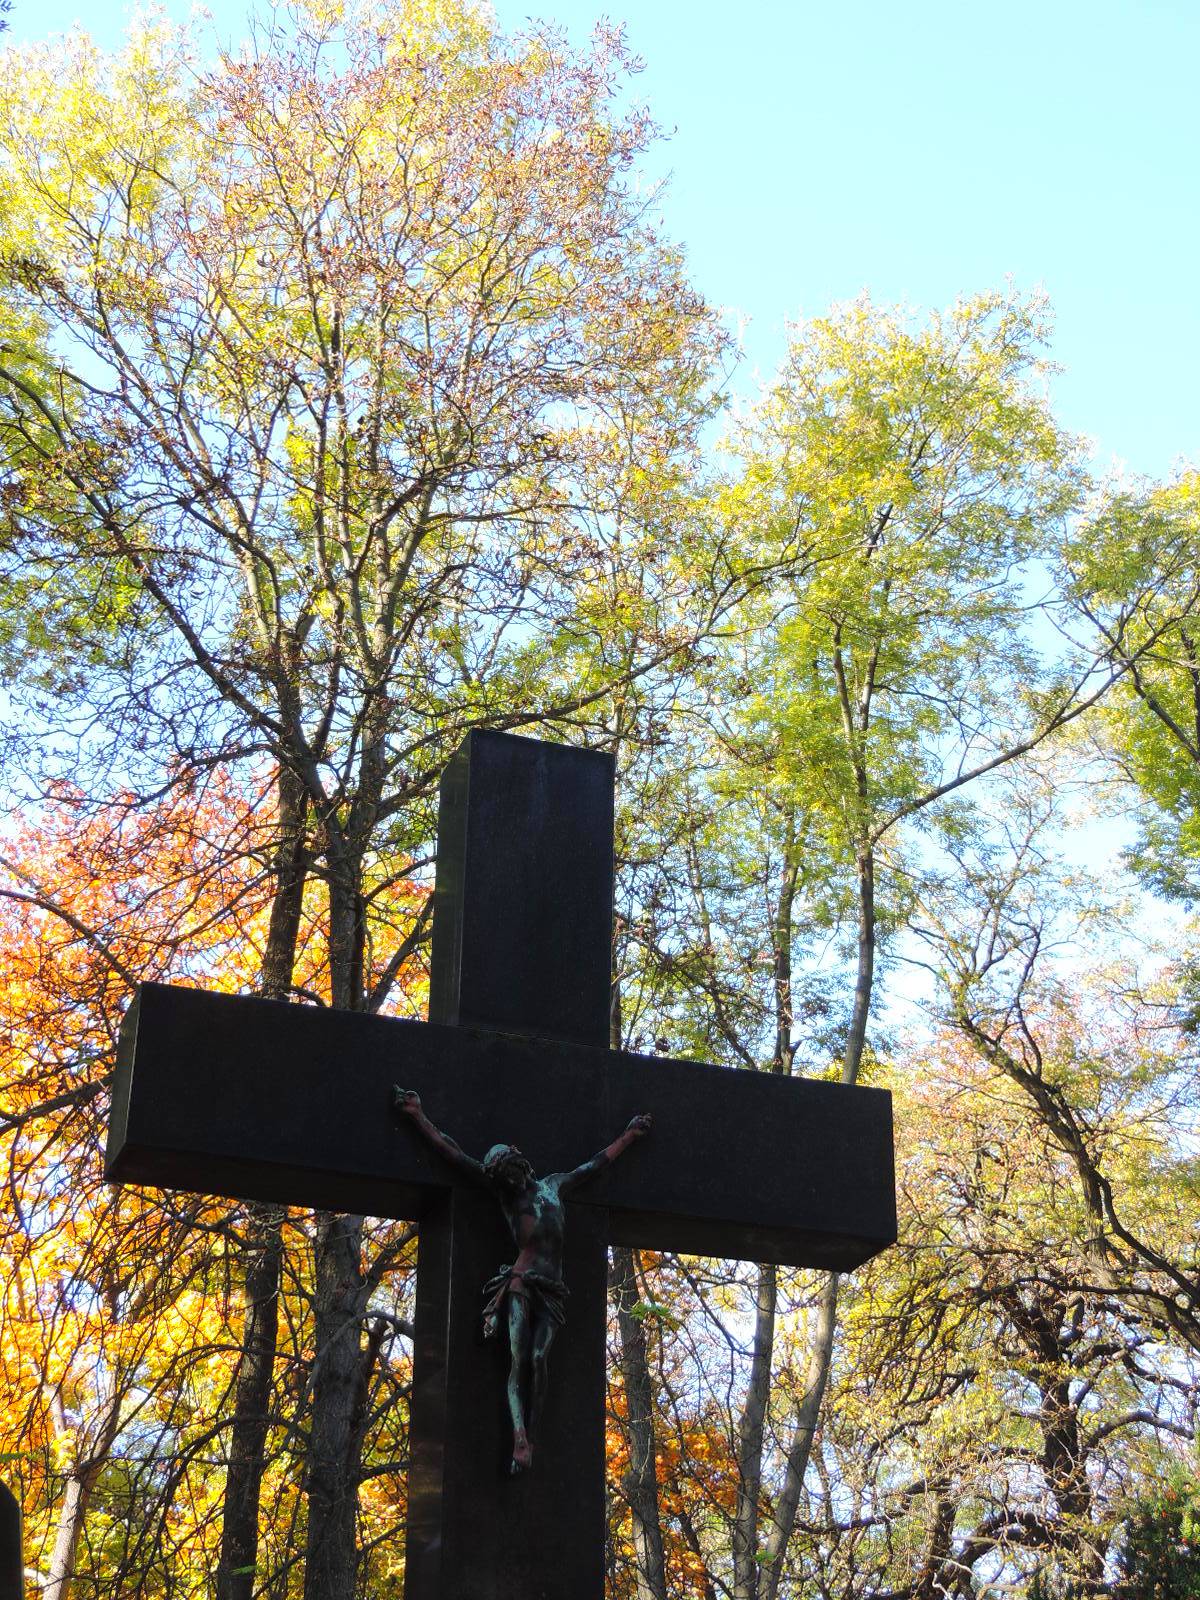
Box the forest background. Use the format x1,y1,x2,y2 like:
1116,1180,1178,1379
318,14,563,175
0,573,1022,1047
2,2,1199,1598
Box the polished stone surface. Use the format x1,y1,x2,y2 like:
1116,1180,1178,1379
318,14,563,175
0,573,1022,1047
108,985,895,1271
429,730,615,1049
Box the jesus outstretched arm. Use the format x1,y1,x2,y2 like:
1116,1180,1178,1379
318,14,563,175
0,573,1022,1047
556,1114,652,1195
391,1087,486,1184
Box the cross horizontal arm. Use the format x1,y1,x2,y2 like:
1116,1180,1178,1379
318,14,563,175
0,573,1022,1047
107,984,896,1270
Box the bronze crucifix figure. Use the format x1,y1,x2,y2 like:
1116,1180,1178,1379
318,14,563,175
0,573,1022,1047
393,1088,651,1473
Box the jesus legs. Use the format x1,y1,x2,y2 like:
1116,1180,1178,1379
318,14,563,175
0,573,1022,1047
505,1295,534,1473
529,1314,557,1436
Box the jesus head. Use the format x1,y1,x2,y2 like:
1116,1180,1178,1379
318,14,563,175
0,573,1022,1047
482,1143,535,1191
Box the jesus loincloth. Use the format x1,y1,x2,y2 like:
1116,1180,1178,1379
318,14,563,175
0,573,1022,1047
481,1265,569,1339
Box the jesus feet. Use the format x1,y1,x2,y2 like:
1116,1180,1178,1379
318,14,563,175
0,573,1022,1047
510,1428,533,1474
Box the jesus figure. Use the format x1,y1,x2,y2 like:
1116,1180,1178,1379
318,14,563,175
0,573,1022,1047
392,1087,652,1474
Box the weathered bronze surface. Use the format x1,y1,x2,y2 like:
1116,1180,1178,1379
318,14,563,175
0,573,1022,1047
393,1089,651,1473
106,730,897,1600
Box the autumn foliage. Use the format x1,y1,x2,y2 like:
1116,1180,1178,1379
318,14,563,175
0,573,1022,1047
2,2,1200,1598
0,776,424,1595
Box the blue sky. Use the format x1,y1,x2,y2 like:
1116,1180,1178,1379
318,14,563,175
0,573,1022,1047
9,0,1199,479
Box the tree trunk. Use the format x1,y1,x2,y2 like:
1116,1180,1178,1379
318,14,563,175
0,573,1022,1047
259,762,309,1005
608,972,668,1600
759,842,873,1600
611,1246,668,1600
841,846,874,1087
43,1387,121,1600
303,855,369,1600
43,1472,88,1600
217,763,307,1600
216,1207,286,1600
772,852,798,1074
303,1210,368,1600
732,1263,777,1600
759,1274,839,1600
913,1494,957,1600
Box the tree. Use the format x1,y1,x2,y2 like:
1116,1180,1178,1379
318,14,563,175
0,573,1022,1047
0,771,425,1598
0,4,728,1594
819,1029,1198,1599
0,777,269,1597
914,772,1200,1361
613,291,1104,1600
6,5,1194,1591
1067,471,1200,903
1119,1471,1200,1600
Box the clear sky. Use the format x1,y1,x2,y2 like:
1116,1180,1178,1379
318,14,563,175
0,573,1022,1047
8,0,1199,479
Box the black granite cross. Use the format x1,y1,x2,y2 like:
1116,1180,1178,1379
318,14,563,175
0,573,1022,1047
0,1480,22,1600
106,730,895,1600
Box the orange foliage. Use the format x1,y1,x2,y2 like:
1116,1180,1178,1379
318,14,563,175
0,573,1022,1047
0,770,426,1592
607,1344,739,1598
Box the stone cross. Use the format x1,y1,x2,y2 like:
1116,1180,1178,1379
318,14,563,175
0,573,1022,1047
0,1480,22,1600
106,730,895,1600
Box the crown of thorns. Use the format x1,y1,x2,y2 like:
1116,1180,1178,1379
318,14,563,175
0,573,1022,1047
482,1144,531,1175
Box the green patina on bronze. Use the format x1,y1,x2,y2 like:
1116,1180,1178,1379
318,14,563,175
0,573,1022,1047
393,1089,650,1474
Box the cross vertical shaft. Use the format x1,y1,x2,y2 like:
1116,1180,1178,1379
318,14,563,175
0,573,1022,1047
405,732,616,1600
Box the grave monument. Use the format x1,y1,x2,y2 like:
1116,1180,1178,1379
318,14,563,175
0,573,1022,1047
106,730,895,1599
